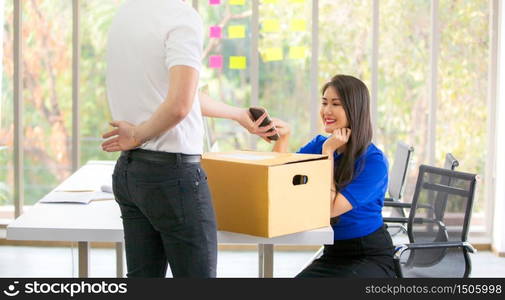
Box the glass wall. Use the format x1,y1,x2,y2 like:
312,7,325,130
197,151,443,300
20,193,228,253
319,0,372,87
318,0,372,151
0,0,13,220
257,0,312,151
377,0,431,202
438,0,489,232
21,1,73,205
80,0,122,164
199,0,253,151
0,0,494,236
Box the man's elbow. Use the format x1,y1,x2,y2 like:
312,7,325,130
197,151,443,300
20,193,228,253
164,91,195,121
172,104,192,121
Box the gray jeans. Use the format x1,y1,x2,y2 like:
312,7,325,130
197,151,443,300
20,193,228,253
112,150,217,278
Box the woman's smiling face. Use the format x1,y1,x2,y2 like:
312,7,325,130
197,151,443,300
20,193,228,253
320,86,349,133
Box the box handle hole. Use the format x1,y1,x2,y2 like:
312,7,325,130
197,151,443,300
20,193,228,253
292,175,308,185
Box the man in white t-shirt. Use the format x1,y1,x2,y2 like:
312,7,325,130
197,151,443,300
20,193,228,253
101,0,276,278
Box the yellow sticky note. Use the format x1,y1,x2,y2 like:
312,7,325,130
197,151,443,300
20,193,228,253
230,56,247,69
288,46,307,59
263,48,283,62
290,19,306,32
228,25,246,39
262,19,280,33
262,0,279,3
229,0,246,5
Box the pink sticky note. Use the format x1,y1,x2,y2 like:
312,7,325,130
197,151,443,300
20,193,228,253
209,55,223,69
209,0,221,5
210,26,222,38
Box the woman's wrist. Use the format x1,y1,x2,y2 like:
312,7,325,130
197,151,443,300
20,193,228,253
272,135,289,152
322,147,335,157
278,131,290,141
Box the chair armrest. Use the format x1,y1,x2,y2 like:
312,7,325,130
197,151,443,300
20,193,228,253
384,201,413,208
383,217,409,223
394,241,476,260
384,202,434,210
384,217,445,226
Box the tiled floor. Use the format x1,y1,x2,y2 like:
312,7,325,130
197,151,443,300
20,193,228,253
0,245,504,278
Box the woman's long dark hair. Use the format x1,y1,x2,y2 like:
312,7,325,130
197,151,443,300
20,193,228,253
322,74,373,191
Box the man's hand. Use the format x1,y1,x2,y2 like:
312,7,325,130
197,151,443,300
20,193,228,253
234,108,278,143
101,121,142,152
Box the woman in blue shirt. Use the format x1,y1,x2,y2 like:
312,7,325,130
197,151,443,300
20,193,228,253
265,74,396,277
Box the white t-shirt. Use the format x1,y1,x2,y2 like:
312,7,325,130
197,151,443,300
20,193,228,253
106,0,204,155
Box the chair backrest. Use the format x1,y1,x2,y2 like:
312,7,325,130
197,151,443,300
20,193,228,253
408,165,476,243
419,153,460,233
444,153,459,171
399,165,477,277
388,142,414,201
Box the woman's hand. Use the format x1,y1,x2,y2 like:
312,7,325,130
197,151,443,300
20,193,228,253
270,117,290,139
234,108,278,143
322,128,351,156
101,121,142,152
271,117,291,153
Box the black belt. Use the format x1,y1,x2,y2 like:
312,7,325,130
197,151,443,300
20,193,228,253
122,149,201,164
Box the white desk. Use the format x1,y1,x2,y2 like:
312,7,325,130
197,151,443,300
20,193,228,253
7,161,333,278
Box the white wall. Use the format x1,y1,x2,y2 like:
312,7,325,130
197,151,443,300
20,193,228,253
492,0,505,255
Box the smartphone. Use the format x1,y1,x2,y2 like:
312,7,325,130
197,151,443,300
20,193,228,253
248,107,280,141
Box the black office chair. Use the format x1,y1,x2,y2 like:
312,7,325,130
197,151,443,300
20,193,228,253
386,142,415,203
443,153,459,171
384,153,459,235
383,142,414,236
393,164,477,278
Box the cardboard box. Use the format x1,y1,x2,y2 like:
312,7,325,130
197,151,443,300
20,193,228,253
201,151,331,238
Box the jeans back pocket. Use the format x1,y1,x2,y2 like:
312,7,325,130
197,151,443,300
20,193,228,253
133,179,185,232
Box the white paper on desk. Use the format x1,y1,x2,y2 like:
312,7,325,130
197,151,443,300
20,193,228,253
55,164,113,192
40,191,114,204
55,181,97,192
216,153,276,161
91,191,115,201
